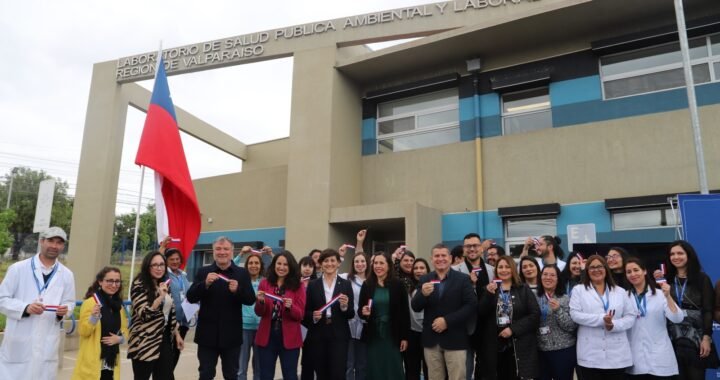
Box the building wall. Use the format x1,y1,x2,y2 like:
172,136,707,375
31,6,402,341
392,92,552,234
361,141,477,213
194,165,288,231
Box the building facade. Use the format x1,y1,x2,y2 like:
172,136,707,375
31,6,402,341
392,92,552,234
71,0,720,286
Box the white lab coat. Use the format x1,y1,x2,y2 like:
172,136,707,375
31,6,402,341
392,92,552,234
626,287,684,376
569,283,637,369
0,254,75,379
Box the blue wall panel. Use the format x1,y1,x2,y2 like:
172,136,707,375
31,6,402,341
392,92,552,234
198,227,286,248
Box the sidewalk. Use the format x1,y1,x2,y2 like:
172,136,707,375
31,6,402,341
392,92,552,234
57,342,284,380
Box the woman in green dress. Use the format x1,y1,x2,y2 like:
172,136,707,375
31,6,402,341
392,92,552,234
358,252,410,379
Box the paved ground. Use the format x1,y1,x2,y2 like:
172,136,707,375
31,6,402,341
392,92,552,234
57,341,284,380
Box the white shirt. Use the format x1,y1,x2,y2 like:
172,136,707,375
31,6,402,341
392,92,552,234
538,257,566,271
339,273,365,339
569,283,638,369
626,287,684,376
0,254,75,379
322,275,338,318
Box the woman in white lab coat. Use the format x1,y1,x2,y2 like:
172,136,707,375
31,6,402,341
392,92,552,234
569,254,637,380
623,257,683,378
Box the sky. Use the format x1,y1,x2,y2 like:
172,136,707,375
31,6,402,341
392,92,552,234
0,0,426,214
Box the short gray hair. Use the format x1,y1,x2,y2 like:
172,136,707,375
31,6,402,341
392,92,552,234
212,236,234,249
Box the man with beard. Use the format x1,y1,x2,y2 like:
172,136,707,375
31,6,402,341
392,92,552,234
0,227,76,379
451,233,493,380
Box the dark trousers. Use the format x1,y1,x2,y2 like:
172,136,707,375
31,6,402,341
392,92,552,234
100,370,114,380
171,325,189,371
538,346,576,380
404,330,427,380
197,344,242,380
497,348,519,380
576,366,627,380
132,326,174,380
300,344,314,380
258,328,300,380
309,336,348,380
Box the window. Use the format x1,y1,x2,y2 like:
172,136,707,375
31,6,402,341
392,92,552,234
612,208,681,231
502,87,552,135
600,33,720,99
505,217,557,257
376,89,459,153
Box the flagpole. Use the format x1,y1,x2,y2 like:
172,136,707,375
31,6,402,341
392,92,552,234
128,41,163,300
127,166,146,300
673,0,708,194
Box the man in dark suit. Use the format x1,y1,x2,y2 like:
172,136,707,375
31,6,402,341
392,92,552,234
412,243,477,380
187,236,256,380
303,249,354,380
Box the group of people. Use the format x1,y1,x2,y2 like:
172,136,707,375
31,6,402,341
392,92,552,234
0,227,719,380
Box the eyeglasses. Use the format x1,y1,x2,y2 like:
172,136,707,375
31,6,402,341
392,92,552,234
606,254,621,260
588,265,605,272
463,244,481,250
150,263,166,269
103,280,122,285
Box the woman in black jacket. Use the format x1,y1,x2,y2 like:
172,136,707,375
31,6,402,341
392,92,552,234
665,240,718,379
477,255,540,380
358,252,410,379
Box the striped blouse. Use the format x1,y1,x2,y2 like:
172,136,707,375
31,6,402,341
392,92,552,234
127,278,177,361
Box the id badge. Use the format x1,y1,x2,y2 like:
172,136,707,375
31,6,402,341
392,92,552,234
180,291,186,302
539,326,550,335
497,316,510,325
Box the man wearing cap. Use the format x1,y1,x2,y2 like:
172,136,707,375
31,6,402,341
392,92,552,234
0,226,76,379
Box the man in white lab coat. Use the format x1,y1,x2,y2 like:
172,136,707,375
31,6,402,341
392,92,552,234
0,226,76,379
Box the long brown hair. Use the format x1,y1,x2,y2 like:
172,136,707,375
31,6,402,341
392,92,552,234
581,254,617,290
495,256,522,287
85,266,123,299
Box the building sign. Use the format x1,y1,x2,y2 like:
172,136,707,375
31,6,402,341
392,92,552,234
566,223,596,252
116,0,540,82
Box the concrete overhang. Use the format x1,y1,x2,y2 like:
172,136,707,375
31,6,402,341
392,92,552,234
122,81,247,160
336,0,719,83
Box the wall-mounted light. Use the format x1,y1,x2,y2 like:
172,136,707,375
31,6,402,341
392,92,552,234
466,58,482,73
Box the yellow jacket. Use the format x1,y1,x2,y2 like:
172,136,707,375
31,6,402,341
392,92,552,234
71,297,130,380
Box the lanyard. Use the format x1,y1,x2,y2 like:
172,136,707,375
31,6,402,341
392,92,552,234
30,257,59,297
633,290,647,317
674,277,687,304
168,270,185,292
594,285,610,312
499,287,511,313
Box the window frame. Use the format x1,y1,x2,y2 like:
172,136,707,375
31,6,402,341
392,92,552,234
504,216,557,257
375,89,460,154
599,33,720,100
611,207,681,231
501,87,553,136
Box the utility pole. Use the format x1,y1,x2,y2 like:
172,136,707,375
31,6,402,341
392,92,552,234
5,168,17,209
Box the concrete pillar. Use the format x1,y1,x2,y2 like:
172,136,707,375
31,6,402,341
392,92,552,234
284,47,362,255
67,61,128,299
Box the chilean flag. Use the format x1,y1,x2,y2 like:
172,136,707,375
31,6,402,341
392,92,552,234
134,57,200,268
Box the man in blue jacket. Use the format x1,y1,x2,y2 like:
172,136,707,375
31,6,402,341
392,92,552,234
411,243,477,380
187,236,256,380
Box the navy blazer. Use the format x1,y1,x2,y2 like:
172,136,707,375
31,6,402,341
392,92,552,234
303,275,355,340
186,262,256,348
411,269,477,350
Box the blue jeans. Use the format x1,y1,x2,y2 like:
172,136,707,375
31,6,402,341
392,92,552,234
238,329,259,380
345,338,367,380
258,328,300,380
539,345,576,380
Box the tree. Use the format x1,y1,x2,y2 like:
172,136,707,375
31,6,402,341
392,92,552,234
0,209,15,254
113,204,157,253
0,167,74,257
